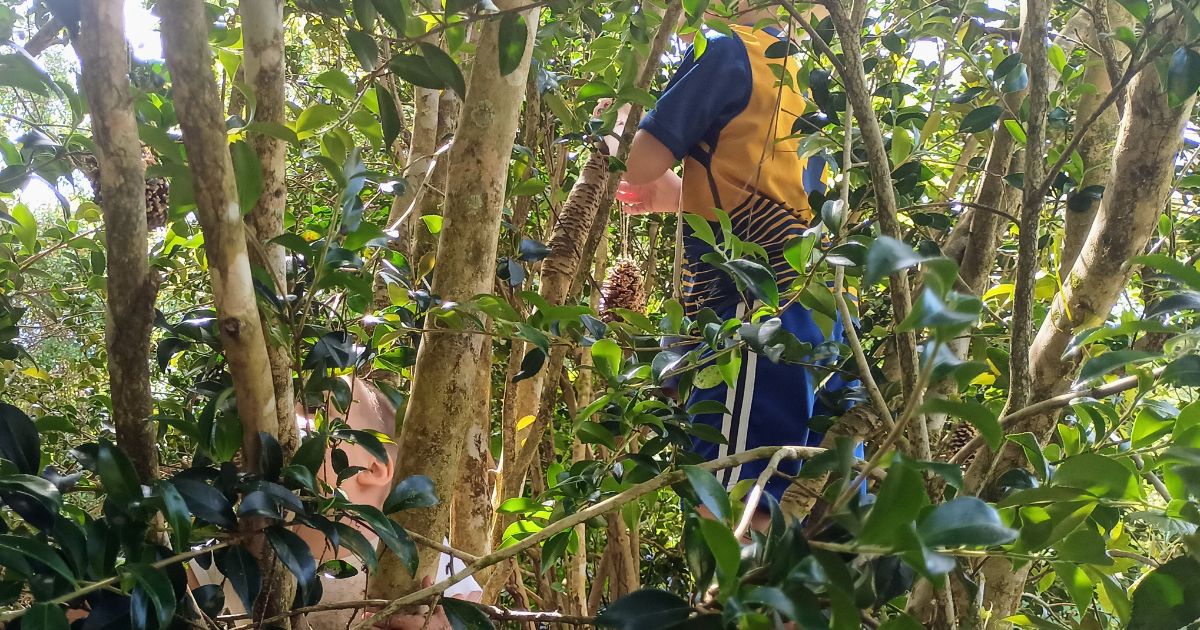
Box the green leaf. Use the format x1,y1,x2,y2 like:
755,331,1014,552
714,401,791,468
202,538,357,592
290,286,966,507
334,522,378,572
860,455,929,546
595,589,693,630
1008,432,1050,480
920,398,1002,450
1134,254,1200,290
1147,291,1200,317
442,598,496,630
390,53,444,90
421,214,443,234
304,331,357,370
1077,349,1158,382
1115,0,1148,21
171,476,236,528
1053,562,1094,614
919,497,1016,547
97,439,142,507
863,236,923,287
231,139,262,213
0,53,52,95
497,14,528,76
352,0,376,29
156,481,192,551
22,603,69,630
1001,63,1029,93
215,545,261,614
293,103,340,136
383,475,438,513
698,518,740,594
1052,453,1140,500
0,535,76,584
783,233,818,273
591,338,623,381
578,81,617,100
718,259,779,307
512,346,545,383
959,104,1003,134
1129,556,1200,630
682,465,731,523
371,0,407,33
1004,119,1027,144
683,213,717,247
334,429,390,464
890,126,913,166
0,401,40,475
418,43,466,98
878,614,925,630
1047,44,1067,73
268,526,317,598
1167,47,1200,108
995,52,1023,79
346,28,380,70
122,562,176,629
1053,527,1112,565
377,85,402,149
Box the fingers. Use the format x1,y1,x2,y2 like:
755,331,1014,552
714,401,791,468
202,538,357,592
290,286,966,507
592,97,614,117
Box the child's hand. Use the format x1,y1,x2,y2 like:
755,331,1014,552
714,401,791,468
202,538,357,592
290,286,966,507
617,171,681,215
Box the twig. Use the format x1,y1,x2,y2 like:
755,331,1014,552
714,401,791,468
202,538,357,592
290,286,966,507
831,97,894,430
1109,550,1161,567
949,366,1166,464
224,599,596,628
0,541,234,623
733,449,790,540
826,341,941,518
902,201,1018,224
350,445,831,629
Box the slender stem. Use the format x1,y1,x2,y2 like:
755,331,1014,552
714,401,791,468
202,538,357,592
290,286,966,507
350,445,831,628
0,541,234,623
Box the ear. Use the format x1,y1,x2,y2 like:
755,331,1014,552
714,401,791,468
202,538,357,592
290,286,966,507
358,451,395,488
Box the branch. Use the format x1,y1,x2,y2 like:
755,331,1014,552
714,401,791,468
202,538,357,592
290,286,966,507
351,445,833,628
226,599,596,628
950,367,1166,464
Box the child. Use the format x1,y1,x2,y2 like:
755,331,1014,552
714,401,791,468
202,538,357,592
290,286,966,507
609,2,854,519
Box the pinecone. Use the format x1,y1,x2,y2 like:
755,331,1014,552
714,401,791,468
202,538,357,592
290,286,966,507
944,421,978,460
76,150,169,229
599,258,646,322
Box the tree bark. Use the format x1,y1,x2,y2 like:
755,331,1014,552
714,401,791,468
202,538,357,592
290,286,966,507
76,0,160,485
242,0,298,457
451,335,496,583
1058,1,1134,277
160,1,294,621
825,1,920,404
1005,0,1052,413
960,38,1196,625
160,0,280,467
368,3,538,595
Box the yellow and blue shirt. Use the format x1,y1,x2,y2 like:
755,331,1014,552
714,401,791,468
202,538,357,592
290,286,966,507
640,24,828,317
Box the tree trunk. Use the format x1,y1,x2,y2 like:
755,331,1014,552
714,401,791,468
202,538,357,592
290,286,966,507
160,0,281,464
242,0,298,457
1005,0,1052,413
451,335,496,585
160,1,296,622
76,0,160,485
1058,1,1134,276
960,38,1196,625
368,3,538,595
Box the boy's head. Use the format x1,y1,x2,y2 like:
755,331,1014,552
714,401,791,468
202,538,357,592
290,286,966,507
296,378,400,510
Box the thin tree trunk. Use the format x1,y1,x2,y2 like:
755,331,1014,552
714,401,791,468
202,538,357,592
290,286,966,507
1005,0,1052,413
451,335,496,586
368,2,538,595
824,1,920,405
1059,1,1134,276
160,0,279,466
77,0,160,485
242,0,298,457
961,36,1195,624
159,0,293,621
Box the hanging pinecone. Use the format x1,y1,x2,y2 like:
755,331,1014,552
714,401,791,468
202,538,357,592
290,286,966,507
943,421,978,461
75,150,169,229
599,257,646,322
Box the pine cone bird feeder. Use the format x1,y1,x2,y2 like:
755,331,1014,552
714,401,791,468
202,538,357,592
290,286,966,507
78,148,169,230
600,257,646,322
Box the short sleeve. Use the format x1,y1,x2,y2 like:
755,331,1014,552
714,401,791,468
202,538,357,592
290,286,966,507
638,33,753,160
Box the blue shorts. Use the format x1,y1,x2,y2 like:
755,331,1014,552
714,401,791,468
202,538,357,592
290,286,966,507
686,301,852,503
